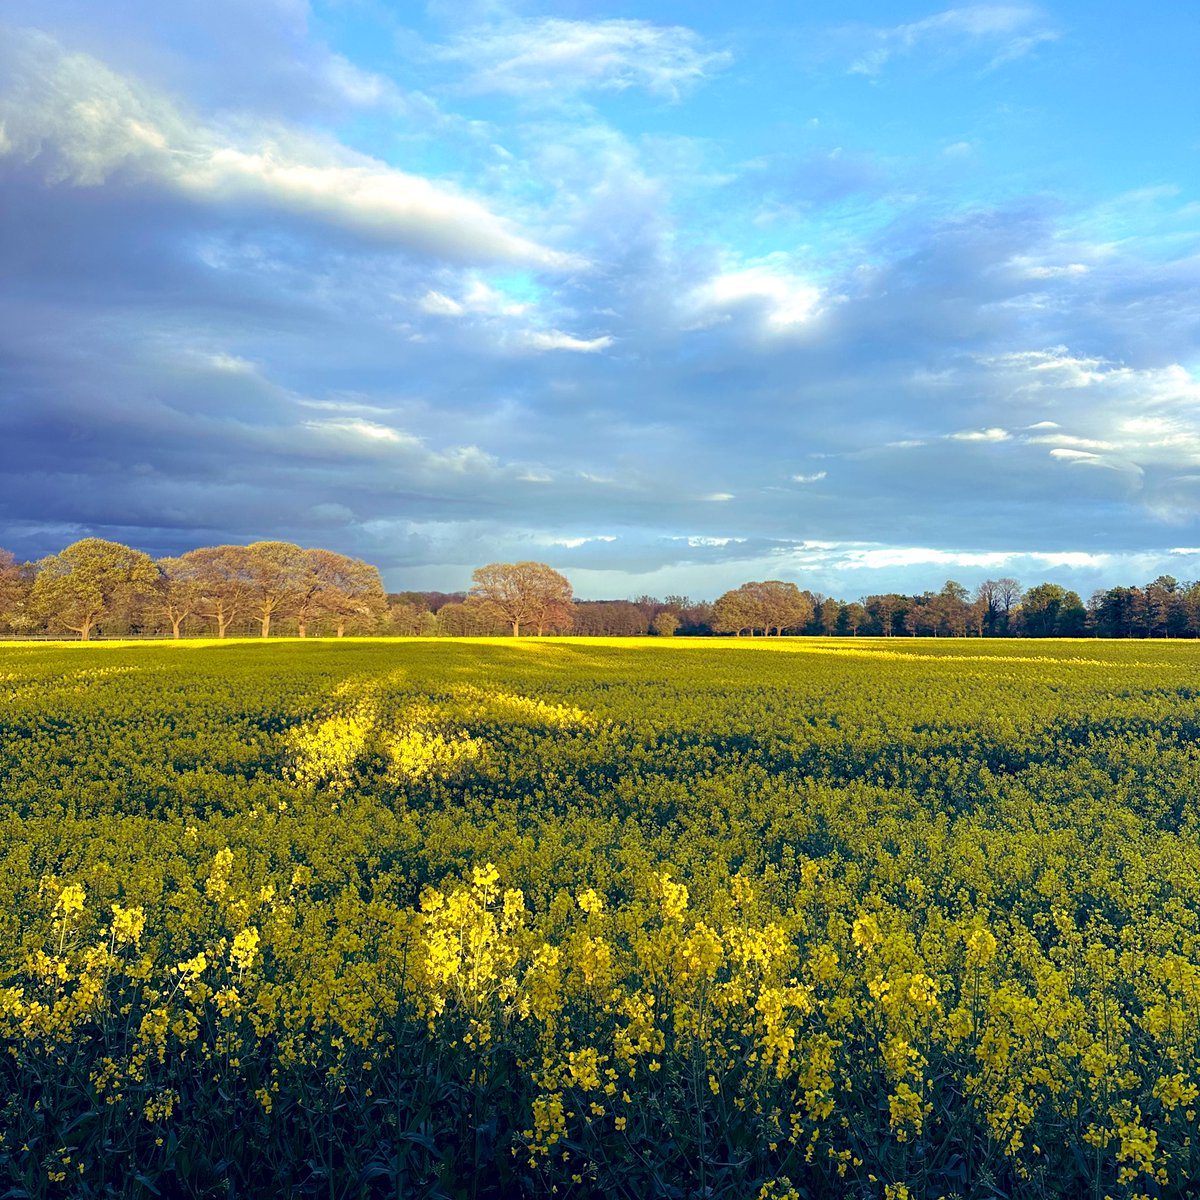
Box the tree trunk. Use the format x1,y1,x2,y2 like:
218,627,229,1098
298,621,307,638
512,621,520,637
261,612,271,637
171,617,183,639
337,620,346,638
217,615,228,638
78,621,92,642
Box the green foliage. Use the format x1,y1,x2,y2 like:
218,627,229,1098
3,637,1200,1197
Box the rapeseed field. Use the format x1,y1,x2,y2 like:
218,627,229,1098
3,637,1200,1199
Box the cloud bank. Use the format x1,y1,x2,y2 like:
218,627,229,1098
0,3,1197,600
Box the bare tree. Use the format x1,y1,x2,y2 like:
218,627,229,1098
968,595,988,637
180,545,253,638
307,549,387,637
975,578,1021,635
437,598,509,637
152,556,202,638
244,541,308,637
996,577,1023,623
0,549,31,633
974,579,999,616
469,562,572,637
387,599,437,637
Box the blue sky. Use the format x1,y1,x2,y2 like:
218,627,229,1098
1,1,1197,600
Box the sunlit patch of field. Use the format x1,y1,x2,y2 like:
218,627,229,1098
2,638,1200,1198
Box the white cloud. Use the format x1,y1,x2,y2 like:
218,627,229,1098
417,279,531,319
1030,551,1109,568
549,535,616,548
0,29,572,267
296,419,504,476
792,471,827,483
519,330,614,353
847,5,1055,75
304,417,410,445
701,492,735,502
984,347,1108,388
1027,434,1115,450
418,290,465,316
293,418,507,481
443,18,730,100
1020,262,1089,279
840,546,1015,570
295,398,390,415
949,427,1010,441
984,352,1200,415
979,354,1200,475
176,148,574,266
689,262,822,333
320,53,403,109
204,352,256,374
463,279,530,316
1121,416,1174,435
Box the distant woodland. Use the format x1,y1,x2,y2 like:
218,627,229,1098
1,537,1197,639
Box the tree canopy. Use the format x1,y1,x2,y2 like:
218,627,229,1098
713,580,812,636
31,538,157,640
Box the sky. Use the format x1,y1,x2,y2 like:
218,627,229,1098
1,1,1197,601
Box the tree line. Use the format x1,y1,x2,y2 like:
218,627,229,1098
2,538,1199,639
710,576,1200,639
315,570,1200,641
0,539,387,640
